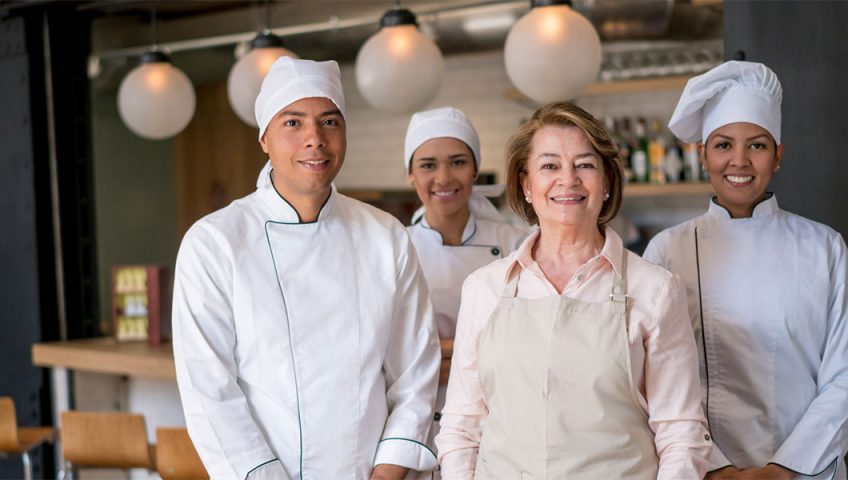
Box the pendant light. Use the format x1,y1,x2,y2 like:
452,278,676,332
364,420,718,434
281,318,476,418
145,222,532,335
504,0,602,104
117,8,196,140
355,5,444,114
227,1,298,127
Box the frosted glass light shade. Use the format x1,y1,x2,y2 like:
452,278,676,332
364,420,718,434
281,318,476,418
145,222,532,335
118,59,196,140
504,4,602,104
355,24,444,114
227,46,298,127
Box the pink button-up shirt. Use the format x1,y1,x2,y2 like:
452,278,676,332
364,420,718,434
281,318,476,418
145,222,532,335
435,228,711,479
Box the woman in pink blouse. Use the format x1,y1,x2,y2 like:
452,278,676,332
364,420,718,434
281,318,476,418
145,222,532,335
435,102,711,479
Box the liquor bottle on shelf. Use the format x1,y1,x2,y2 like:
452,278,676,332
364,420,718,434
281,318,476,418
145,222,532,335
664,140,683,183
615,117,635,182
647,119,667,184
631,118,649,183
682,142,701,182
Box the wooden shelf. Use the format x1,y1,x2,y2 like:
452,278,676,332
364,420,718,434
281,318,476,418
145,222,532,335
624,182,713,198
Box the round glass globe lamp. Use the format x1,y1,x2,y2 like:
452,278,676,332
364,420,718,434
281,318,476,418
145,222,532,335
504,0,602,104
227,33,298,127
117,51,196,140
355,9,444,114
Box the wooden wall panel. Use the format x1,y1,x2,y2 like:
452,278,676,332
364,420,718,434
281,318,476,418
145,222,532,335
175,82,266,236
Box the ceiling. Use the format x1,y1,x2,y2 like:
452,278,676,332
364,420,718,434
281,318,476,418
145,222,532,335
1,1,722,92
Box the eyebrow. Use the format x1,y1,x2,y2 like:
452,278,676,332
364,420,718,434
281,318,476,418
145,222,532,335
712,133,770,141
277,109,343,118
415,152,470,162
534,151,597,160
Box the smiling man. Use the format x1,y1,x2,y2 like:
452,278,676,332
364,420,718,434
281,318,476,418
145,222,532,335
172,57,440,480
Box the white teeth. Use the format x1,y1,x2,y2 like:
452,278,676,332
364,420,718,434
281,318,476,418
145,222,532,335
552,195,583,201
433,191,456,197
726,175,753,184
303,160,328,165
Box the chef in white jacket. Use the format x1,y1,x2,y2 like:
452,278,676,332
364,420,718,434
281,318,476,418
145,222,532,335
172,57,441,480
644,61,848,479
403,107,527,453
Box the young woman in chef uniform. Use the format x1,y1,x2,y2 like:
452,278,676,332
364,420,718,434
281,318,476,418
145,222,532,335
644,61,848,479
404,107,527,449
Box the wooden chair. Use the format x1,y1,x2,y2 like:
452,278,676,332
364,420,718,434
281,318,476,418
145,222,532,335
155,427,208,480
59,411,154,479
0,397,56,480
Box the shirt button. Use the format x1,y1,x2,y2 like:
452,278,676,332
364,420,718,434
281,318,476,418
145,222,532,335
705,434,711,441
491,247,500,256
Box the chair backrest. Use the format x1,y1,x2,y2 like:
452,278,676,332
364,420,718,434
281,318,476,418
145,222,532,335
0,397,19,451
155,428,208,480
60,411,153,469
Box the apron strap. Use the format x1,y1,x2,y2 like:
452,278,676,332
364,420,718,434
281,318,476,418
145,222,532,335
610,243,628,304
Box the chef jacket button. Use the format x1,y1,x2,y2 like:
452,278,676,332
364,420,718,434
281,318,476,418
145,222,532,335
491,247,500,256
705,434,711,441
434,412,442,421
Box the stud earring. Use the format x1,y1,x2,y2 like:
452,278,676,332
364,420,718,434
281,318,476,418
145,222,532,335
525,196,531,203
603,192,610,201
775,165,781,172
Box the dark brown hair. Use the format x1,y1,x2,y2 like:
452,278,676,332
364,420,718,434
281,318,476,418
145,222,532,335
505,102,623,226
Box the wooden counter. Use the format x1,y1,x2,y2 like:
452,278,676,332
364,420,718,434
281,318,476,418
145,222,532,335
32,337,455,382
32,337,176,380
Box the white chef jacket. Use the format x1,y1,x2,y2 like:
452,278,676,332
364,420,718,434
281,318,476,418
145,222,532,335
644,195,848,478
406,214,527,340
172,167,441,480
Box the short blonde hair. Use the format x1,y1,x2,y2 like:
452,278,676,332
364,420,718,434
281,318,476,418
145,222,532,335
505,102,623,226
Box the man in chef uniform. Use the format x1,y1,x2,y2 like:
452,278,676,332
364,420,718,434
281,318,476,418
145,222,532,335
644,61,848,479
172,57,441,480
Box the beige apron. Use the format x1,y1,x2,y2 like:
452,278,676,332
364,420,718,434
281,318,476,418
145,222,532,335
474,246,659,479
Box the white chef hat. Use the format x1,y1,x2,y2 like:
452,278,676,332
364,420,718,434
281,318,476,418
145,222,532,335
404,107,481,171
668,61,783,144
254,57,346,140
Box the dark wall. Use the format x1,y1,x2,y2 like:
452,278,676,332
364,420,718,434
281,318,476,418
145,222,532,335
724,0,848,236
0,6,96,478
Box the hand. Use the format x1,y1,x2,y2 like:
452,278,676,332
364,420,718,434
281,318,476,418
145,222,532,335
705,466,739,480
734,464,794,480
370,463,409,480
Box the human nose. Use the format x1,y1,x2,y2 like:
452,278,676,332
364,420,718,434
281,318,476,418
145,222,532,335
435,164,451,184
729,145,753,167
303,121,326,149
558,163,581,187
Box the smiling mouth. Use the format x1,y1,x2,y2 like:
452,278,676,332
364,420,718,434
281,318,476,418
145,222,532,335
431,189,460,200
725,175,754,185
298,159,331,171
550,194,586,204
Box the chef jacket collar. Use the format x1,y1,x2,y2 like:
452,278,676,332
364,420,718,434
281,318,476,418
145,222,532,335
256,164,337,223
707,193,778,220
419,211,478,245
507,226,624,284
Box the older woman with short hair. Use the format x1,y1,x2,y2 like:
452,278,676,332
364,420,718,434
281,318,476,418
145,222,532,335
435,102,712,479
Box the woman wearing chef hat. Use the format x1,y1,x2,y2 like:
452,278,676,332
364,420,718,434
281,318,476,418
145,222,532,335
403,107,527,448
644,61,848,479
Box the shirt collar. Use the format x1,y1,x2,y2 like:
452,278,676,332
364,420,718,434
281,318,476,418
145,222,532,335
506,226,624,282
707,193,779,220
257,167,337,223
420,211,478,245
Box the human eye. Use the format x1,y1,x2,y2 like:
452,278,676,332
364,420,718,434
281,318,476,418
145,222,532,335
452,158,468,167
418,162,435,170
750,142,767,150
713,141,731,150
283,118,299,127
576,160,597,169
540,162,557,170
323,117,341,127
